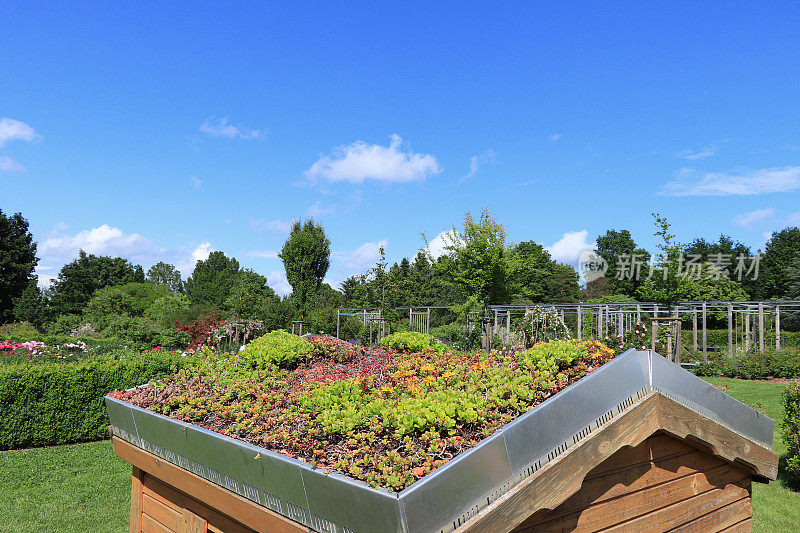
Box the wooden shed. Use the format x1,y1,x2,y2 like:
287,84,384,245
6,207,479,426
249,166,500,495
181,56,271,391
108,350,778,533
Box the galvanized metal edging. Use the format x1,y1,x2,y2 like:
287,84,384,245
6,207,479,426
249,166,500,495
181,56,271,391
106,349,774,533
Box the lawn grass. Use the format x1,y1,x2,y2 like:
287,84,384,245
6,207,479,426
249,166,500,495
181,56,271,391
0,378,796,532
0,439,130,533
704,377,800,533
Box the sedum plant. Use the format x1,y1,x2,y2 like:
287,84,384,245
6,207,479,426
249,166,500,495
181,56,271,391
239,329,311,368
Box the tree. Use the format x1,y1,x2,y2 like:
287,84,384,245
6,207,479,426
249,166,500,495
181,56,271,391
751,227,800,300
279,219,331,317
83,282,171,327
684,235,754,296
636,214,692,308
13,278,46,327
594,229,648,298
224,269,277,319
0,209,38,323
508,241,579,303
50,251,144,316
146,262,184,294
185,251,240,308
437,210,511,315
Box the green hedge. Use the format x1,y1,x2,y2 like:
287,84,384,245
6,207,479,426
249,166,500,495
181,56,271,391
783,382,800,489
679,329,800,351
0,350,196,450
693,350,800,380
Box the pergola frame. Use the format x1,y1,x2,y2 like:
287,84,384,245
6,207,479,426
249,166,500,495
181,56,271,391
335,301,800,358
487,300,800,360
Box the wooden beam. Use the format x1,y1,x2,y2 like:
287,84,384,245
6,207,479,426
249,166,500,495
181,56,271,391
112,437,311,533
457,394,662,533
456,393,777,533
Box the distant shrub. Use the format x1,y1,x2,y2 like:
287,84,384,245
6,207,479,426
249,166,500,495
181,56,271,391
240,330,311,368
693,349,800,380
0,322,41,341
430,323,463,343
47,314,85,336
379,332,448,353
782,382,800,489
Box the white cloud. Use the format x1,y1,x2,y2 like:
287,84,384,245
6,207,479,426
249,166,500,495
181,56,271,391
306,201,335,217
674,139,728,160
36,223,218,282
200,117,261,140
267,270,293,296
249,218,292,234
546,230,594,267
661,166,800,196
190,176,203,189
335,239,388,272
39,224,165,261
304,134,441,184
0,155,25,172
459,150,496,184
34,266,57,288
323,239,389,290
177,241,214,277
425,230,458,259
550,134,562,142
734,208,776,228
247,250,280,259
0,117,41,147
190,241,213,263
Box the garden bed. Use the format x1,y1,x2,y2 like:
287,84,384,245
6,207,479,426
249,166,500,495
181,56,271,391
109,333,614,491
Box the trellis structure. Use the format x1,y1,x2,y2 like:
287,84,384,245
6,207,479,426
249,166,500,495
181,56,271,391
335,307,381,342
487,301,800,361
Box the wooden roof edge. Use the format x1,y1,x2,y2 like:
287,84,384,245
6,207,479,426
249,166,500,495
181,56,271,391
457,392,778,533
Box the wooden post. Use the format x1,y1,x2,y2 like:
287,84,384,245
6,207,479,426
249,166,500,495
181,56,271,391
426,307,431,335
130,466,143,533
618,312,623,337
728,303,733,358
506,310,511,345
653,305,659,343
577,306,582,340
597,307,602,339
636,304,641,324
759,302,765,353
776,306,781,350
494,311,499,338
702,302,707,363
651,320,656,352
692,310,698,351
745,312,751,353
676,321,682,366
336,310,340,340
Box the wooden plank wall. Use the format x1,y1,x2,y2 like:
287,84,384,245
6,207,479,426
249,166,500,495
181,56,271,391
511,432,752,532
131,467,254,533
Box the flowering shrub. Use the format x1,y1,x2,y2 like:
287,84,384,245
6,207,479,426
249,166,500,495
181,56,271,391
110,338,614,491
174,317,225,349
379,331,448,354
518,307,572,347
0,339,89,363
600,322,666,355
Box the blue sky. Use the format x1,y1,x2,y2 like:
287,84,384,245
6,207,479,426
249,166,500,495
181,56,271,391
2,2,800,294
